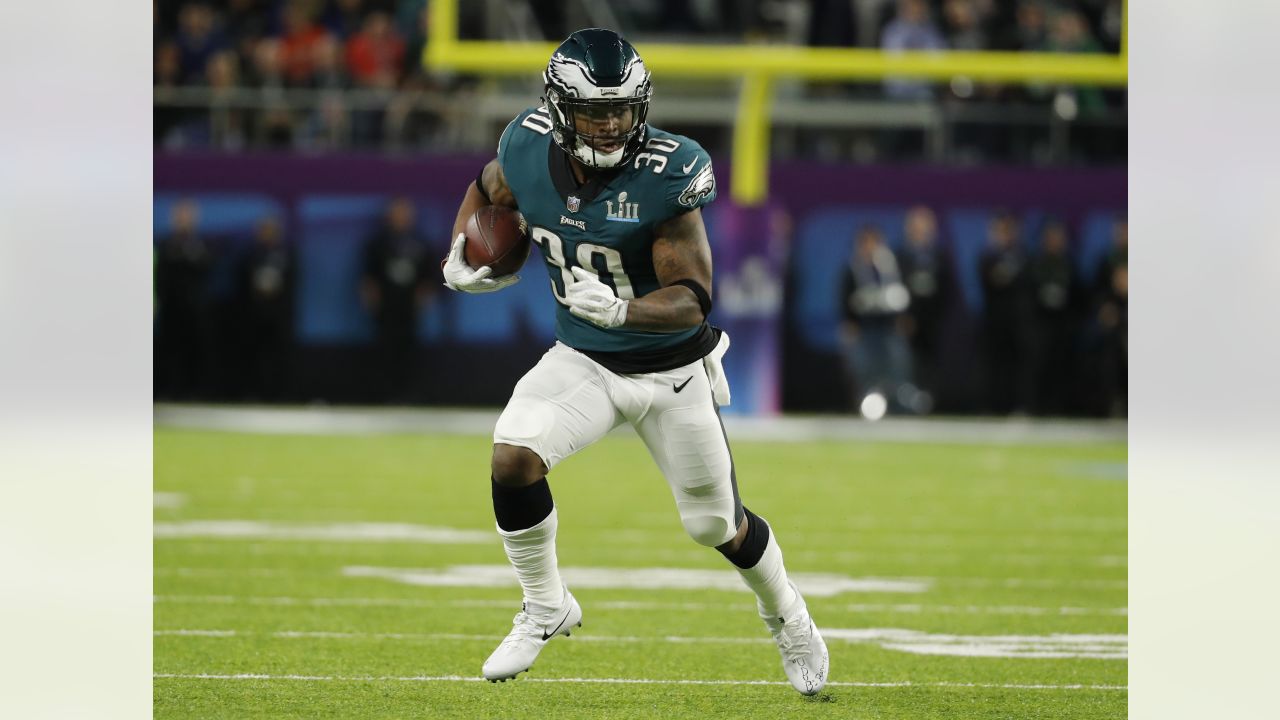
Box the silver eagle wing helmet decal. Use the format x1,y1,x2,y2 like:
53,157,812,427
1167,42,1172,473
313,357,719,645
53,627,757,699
545,54,595,98
545,53,648,99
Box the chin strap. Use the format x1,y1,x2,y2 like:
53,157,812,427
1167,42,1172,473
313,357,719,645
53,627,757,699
573,141,625,168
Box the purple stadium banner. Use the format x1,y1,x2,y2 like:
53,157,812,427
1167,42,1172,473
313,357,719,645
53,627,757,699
704,200,788,415
156,152,1125,415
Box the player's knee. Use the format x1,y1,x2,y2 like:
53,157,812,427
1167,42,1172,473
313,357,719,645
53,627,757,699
491,443,546,487
682,513,735,548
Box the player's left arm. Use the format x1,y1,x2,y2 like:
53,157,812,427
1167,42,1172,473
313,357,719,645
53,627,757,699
626,208,712,330
565,207,710,331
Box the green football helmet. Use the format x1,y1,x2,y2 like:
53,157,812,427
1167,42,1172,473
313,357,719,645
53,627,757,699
542,28,652,169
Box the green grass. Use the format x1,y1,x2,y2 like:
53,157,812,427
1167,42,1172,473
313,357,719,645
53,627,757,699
154,427,1127,719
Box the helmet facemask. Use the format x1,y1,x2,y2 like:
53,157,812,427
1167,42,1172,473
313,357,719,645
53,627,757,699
544,88,650,169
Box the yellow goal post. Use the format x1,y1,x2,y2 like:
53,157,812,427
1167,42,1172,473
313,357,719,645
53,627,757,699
426,0,1127,205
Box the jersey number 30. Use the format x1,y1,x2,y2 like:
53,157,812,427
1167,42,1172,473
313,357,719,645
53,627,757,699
531,227,636,305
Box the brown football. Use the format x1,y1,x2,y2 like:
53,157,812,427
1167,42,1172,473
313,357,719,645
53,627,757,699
463,205,531,277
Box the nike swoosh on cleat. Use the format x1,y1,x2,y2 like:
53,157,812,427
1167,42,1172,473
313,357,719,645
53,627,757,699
673,377,692,393
541,607,574,641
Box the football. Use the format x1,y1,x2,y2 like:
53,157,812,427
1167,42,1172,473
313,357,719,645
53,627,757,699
463,205,531,277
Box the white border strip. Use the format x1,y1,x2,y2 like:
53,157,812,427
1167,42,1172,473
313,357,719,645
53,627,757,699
152,673,1126,691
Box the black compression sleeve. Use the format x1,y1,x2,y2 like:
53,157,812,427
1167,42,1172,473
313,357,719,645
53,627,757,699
670,279,712,319
491,477,553,532
720,507,770,569
474,167,491,204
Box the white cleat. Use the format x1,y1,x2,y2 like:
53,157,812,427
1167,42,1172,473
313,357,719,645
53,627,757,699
482,587,582,682
764,585,829,696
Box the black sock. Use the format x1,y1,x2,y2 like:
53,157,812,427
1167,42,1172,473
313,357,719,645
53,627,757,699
491,477,554,532
720,507,771,569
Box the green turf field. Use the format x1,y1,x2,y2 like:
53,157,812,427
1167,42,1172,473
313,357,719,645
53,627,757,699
154,426,1126,719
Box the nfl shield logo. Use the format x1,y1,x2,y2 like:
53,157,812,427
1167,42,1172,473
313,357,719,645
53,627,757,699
567,196,581,213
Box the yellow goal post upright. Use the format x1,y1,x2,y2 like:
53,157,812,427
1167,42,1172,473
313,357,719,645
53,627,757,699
426,0,1128,206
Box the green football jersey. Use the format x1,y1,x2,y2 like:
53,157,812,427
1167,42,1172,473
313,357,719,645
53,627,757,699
497,107,717,358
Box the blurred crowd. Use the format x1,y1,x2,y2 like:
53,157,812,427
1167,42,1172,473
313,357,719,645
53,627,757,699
838,208,1126,418
154,0,454,149
154,197,441,403
154,0,1125,159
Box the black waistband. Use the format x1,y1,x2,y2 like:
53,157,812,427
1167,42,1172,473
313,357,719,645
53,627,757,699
577,324,720,374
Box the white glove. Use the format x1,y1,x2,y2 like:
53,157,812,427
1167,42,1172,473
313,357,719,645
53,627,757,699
441,233,520,293
566,266,628,329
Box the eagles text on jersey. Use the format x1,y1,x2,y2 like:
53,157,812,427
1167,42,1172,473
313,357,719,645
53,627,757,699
498,107,719,373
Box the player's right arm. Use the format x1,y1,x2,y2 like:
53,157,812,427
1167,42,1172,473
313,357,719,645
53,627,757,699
450,160,517,239
441,159,520,293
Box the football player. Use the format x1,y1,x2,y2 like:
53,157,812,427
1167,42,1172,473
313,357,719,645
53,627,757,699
441,28,828,696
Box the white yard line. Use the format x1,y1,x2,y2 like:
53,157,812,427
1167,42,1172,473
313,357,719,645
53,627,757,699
154,521,492,544
155,627,1127,660
943,577,1127,589
840,603,1127,616
153,492,186,509
153,563,1124,591
156,629,766,644
153,672,1126,691
342,564,930,595
784,550,1126,567
152,594,1127,616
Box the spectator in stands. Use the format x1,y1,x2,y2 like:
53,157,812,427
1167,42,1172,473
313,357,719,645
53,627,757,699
218,0,268,78
400,2,441,92
979,211,1034,415
206,50,247,149
155,40,182,87
839,224,917,415
881,0,946,101
246,34,279,87
312,35,351,89
1098,216,1127,292
154,41,189,143
385,2,441,148
223,0,272,66
346,11,405,89
343,11,403,144
1095,0,1126,53
294,35,352,149
1028,219,1077,415
322,0,373,40
897,206,951,411
155,199,216,400
1095,259,1127,417
942,0,987,50
361,197,437,403
237,215,295,401
175,2,227,84
1046,6,1103,54
278,0,332,86
1045,7,1107,115
248,39,297,147
1014,0,1049,50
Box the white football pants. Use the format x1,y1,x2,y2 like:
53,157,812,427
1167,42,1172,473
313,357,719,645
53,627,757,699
494,333,741,547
